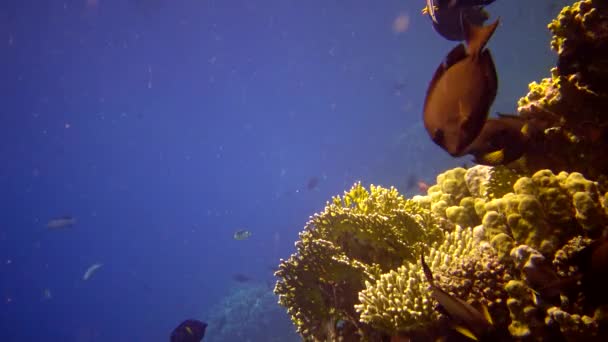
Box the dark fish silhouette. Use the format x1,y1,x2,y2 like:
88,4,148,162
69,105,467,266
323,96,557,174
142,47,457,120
572,237,608,309
170,319,207,342
423,18,499,157
466,109,561,166
306,176,320,190
421,254,495,341
464,115,529,165
232,273,253,283
425,0,496,41
405,174,417,191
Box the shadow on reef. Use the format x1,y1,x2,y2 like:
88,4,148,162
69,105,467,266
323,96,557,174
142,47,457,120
273,2,608,340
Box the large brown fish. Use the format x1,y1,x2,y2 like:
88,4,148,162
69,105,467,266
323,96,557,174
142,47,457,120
423,18,499,156
464,114,529,165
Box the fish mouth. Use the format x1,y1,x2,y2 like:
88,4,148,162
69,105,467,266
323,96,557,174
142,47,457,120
446,140,471,157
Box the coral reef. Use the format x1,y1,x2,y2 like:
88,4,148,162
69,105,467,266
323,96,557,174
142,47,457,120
204,285,300,342
515,0,608,180
275,166,608,341
356,226,510,336
273,1,608,340
274,183,450,340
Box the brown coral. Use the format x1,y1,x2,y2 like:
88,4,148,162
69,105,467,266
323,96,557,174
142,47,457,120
513,0,608,179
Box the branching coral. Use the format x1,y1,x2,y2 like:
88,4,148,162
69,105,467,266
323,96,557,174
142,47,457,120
356,226,510,336
276,166,608,341
274,2,608,340
356,226,475,334
549,0,608,95
274,182,449,340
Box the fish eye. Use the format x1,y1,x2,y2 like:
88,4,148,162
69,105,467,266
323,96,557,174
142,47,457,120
433,129,445,144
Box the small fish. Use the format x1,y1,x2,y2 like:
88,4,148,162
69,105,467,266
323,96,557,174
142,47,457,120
418,181,430,194
170,319,207,342
392,81,408,95
421,254,495,341
405,174,417,191
306,176,320,190
423,18,499,157
46,216,76,229
42,288,52,300
233,229,252,240
232,273,253,283
83,263,103,281
424,1,497,41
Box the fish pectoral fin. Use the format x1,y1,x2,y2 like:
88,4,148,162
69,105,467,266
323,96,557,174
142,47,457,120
531,289,542,306
452,324,479,341
521,122,530,136
458,101,471,122
475,150,505,165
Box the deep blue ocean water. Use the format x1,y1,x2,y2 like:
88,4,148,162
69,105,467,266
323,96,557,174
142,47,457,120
0,0,568,341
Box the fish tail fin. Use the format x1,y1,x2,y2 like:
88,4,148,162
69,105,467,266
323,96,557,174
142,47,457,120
464,17,500,56
420,254,435,286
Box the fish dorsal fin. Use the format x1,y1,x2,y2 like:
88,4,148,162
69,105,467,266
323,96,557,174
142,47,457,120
464,17,499,57
444,44,467,69
420,255,433,281
425,44,466,102
424,43,467,115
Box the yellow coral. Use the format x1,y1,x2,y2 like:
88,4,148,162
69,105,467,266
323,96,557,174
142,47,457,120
276,163,608,340
356,226,478,334
514,0,608,178
274,182,448,340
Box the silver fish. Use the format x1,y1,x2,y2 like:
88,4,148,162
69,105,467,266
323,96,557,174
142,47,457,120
83,263,103,280
46,216,76,229
233,229,252,240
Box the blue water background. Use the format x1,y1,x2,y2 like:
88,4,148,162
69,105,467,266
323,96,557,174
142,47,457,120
0,0,569,341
